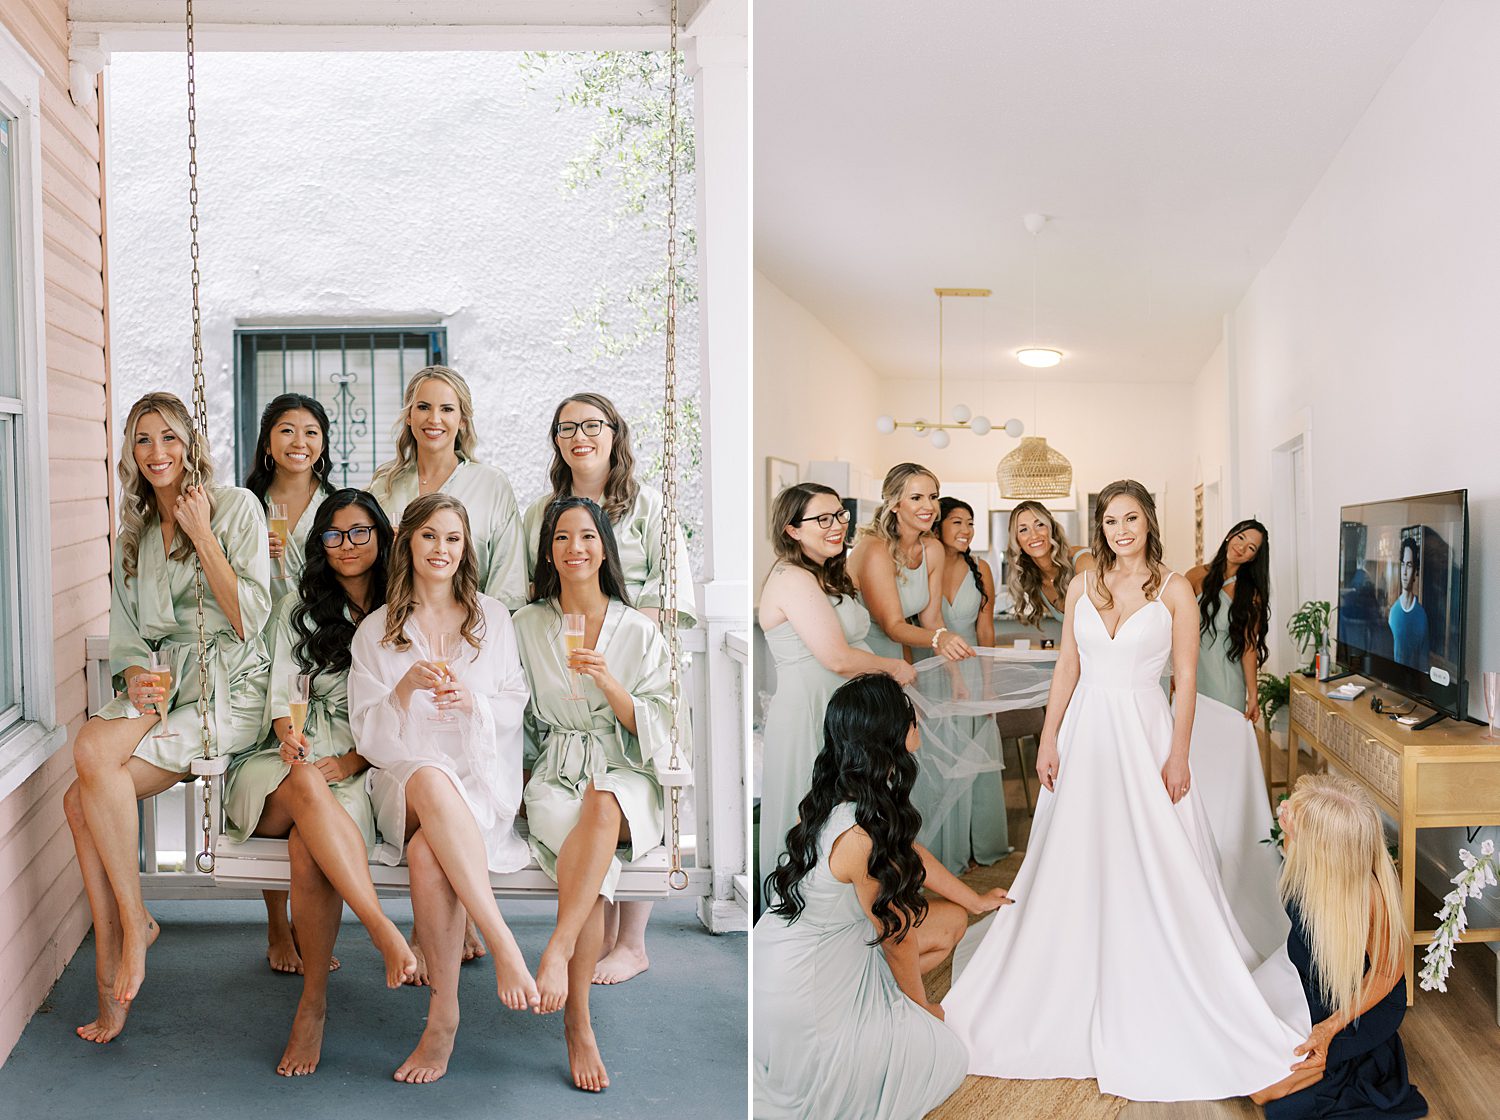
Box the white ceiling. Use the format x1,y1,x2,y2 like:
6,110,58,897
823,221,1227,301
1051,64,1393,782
755,0,1442,384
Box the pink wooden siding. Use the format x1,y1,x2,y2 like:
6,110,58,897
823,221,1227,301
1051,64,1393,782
0,0,112,1065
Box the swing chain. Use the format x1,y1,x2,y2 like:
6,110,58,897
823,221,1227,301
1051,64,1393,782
186,0,216,876
660,0,688,893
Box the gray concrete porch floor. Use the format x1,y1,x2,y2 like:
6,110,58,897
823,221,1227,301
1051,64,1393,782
0,898,746,1120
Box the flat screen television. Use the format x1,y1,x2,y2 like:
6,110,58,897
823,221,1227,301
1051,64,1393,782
1335,488,1468,727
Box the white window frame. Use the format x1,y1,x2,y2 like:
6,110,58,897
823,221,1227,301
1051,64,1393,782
0,25,62,803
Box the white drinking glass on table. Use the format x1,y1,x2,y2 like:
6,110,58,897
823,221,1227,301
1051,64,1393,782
429,631,459,724
1484,671,1500,740
148,649,177,741
563,613,587,700
268,500,290,580
288,673,311,759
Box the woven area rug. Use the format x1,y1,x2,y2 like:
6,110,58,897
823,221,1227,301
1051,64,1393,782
923,856,1129,1120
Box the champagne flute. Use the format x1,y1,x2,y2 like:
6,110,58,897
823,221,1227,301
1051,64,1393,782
268,500,290,580
429,631,458,724
288,673,311,759
1484,671,1500,741
148,649,177,741
563,613,587,700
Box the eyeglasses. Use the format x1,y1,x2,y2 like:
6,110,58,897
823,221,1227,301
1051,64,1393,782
320,525,375,548
796,508,852,531
554,419,616,439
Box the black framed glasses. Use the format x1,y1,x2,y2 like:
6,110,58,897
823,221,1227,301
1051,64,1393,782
320,525,375,548
796,508,852,531
554,419,617,439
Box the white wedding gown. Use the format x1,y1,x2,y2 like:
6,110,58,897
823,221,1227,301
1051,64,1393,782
943,573,1310,1102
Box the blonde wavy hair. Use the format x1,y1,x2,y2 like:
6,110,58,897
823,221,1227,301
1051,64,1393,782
857,462,939,566
1090,479,1164,612
382,493,486,652
1280,772,1406,1025
369,366,480,492
1006,501,1076,628
116,392,216,583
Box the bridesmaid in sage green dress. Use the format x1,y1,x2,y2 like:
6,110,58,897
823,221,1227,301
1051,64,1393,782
1005,499,1092,633
1185,518,1285,956
848,463,973,663
521,392,695,984
927,497,1009,870
242,391,336,973
755,674,1011,1120
515,496,675,1092
65,393,271,1044
223,489,418,1075
757,483,914,897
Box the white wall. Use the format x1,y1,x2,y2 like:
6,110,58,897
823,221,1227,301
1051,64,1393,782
104,51,700,542
1212,0,1497,717
1200,0,1500,911
752,270,885,593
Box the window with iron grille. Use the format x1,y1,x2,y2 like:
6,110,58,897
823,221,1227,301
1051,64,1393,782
233,327,448,489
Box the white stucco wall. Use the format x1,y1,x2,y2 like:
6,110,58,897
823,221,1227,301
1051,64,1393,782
104,50,701,560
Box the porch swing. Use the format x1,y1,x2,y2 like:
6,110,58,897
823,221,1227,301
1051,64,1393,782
173,0,694,901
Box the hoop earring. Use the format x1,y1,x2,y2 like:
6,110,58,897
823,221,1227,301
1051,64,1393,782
264,453,274,472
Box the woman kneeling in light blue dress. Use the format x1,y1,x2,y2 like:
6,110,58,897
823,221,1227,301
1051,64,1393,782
224,489,418,1075
514,496,676,1093
754,673,1011,1120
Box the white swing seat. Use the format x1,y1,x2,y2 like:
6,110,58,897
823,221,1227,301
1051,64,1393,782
190,754,688,900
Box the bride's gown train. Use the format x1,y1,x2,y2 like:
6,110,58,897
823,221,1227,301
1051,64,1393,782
943,572,1310,1102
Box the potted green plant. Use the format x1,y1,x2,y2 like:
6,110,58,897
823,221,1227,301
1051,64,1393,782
1257,670,1291,728
1286,599,1332,674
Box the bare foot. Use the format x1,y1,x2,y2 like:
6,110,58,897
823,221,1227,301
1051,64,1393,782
404,939,430,987
275,996,326,1076
565,1020,610,1092
75,980,129,1044
373,923,419,988
534,945,569,1014
267,923,303,974
111,914,160,1004
269,927,341,975
393,1016,457,1084
490,928,540,1012
461,918,487,962
591,945,649,985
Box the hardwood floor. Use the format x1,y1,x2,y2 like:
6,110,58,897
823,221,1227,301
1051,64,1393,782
924,747,1500,1120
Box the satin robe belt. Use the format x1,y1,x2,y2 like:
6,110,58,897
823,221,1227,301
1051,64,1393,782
549,725,627,787
300,693,339,759
153,633,241,759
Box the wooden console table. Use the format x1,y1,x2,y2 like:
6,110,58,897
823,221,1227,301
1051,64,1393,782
1287,674,1500,1004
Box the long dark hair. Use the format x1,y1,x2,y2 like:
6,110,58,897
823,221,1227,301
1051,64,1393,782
244,393,334,501
767,674,928,945
766,483,857,601
290,489,393,678
939,496,988,611
530,496,632,606
1200,518,1270,665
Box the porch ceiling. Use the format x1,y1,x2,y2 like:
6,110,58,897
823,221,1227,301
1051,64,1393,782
755,0,1442,385
70,0,710,50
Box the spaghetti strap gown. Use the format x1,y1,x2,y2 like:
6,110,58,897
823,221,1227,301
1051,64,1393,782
753,802,968,1120
944,572,1311,1102
862,548,928,660
1186,584,1287,957
922,574,1009,870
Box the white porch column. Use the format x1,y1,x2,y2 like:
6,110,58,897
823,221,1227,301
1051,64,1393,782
685,0,748,934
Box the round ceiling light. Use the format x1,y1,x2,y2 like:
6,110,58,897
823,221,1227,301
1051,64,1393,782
1016,347,1063,368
